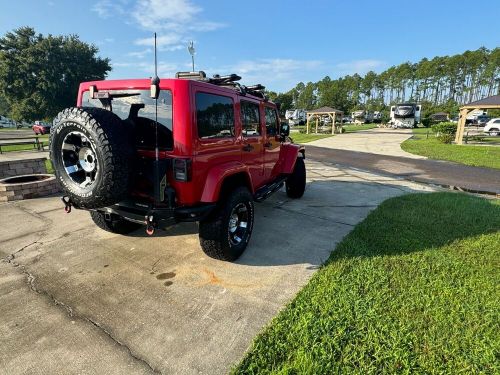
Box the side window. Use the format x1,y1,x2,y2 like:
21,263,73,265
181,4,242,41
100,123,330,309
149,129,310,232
196,92,235,139
265,107,278,136
240,100,261,136
494,120,500,124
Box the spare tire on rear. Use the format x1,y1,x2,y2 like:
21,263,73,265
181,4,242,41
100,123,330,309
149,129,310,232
50,107,133,209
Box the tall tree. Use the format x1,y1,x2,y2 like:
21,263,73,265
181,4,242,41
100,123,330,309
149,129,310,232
0,27,111,122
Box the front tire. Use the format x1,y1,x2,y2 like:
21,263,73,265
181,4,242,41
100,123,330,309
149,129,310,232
286,157,306,198
489,128,499,137
90,211,141,234
199,187,254,261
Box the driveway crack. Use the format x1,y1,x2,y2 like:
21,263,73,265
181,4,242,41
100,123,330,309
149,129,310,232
2,256,160,374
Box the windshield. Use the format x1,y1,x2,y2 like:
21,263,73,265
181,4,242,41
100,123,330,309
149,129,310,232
81,89,173,150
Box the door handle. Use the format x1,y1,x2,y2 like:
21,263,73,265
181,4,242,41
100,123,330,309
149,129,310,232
242,144,254,152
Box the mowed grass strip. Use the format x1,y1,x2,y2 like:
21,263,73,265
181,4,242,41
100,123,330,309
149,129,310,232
291,133,334,144
343,123,378,133
401,128,500,169
234,193,500,374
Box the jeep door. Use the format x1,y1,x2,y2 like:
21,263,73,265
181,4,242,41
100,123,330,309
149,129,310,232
240,99,265,187
263,105,280,181
193,89,241,201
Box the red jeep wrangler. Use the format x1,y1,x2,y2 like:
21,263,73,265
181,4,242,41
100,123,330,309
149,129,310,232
50,72,305,261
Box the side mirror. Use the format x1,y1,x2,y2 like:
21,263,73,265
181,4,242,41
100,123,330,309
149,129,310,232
280,122,290,137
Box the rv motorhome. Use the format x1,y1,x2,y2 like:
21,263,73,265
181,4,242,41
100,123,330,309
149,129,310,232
389,103,421,128
285,109,307,126
352,110,373,124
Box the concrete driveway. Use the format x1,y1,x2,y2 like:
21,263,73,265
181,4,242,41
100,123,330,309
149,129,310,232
0,160,434,374
308,128,426,158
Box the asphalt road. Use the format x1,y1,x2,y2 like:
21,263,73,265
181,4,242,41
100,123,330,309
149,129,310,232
0,160,434,374
307,146,500,195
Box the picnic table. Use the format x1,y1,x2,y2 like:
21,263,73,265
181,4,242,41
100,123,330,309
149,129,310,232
0,136,46,154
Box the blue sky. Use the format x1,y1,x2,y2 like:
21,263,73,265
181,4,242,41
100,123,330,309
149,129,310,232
1,0,499,92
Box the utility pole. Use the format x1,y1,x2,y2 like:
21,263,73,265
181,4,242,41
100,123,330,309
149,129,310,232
188,41,196,72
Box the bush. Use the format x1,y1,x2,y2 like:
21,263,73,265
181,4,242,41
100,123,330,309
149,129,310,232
421,117,432,128
431,122,457,144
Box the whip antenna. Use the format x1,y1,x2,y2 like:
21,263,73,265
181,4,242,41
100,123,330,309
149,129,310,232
150,32,161,210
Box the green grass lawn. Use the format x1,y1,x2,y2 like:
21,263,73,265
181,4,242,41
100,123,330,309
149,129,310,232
343,123,378,133
234,193,499,374
291,133,334,144
401,128,500,169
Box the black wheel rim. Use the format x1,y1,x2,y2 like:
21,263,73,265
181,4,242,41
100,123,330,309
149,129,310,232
228,203,249,246
61,131,99,188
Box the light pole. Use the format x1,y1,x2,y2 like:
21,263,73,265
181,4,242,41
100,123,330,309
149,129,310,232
188,41,195,72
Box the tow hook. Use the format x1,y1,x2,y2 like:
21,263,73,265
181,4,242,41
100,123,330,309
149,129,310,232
145,215,156,235
61,196,72,213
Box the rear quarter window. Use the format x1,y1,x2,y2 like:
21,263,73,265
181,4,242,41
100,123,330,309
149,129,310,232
195,92,235,139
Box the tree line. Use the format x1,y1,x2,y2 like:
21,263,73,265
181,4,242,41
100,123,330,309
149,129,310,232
0,27,111,122
268,47,500,118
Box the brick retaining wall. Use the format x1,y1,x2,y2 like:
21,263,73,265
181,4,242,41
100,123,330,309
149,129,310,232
0,158,47,179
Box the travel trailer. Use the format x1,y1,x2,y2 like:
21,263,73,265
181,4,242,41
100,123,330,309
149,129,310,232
285,109,306,126
389,103,421,128
351,110,373,124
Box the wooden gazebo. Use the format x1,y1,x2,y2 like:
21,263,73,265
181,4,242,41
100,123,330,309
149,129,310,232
455,95,500,144
306,106,344,135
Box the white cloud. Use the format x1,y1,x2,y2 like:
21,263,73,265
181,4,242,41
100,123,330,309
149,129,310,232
92,0,130,18
132,0,201,30
208,58,324,91
335,59,386,75
134,34,185,51
93,0,223,59
127,49,153,59
112,61,178,77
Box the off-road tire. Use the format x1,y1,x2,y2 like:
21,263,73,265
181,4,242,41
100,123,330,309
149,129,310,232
90,211,141,234
199,187,254,261
286,157,306,198
50,107,133,209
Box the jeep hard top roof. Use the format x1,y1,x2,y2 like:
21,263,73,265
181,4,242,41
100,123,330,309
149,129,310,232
78,71,273,104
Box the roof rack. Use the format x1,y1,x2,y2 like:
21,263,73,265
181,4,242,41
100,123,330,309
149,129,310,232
174,71,268,99
175,71,207,81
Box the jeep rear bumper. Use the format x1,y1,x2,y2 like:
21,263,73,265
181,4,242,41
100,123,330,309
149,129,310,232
93,200,216,227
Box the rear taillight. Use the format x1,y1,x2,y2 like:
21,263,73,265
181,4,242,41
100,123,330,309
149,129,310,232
173,158,191,182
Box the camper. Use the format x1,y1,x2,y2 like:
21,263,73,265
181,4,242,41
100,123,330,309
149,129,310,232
389,103,421,128
285,109,306,126
351,110,373,124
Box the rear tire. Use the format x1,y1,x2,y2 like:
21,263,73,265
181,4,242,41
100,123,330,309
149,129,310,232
286,157,306,198
90,211,141,234
199,187,254,261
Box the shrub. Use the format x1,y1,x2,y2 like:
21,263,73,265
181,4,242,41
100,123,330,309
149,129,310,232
421,117,432,128
431,122,457,144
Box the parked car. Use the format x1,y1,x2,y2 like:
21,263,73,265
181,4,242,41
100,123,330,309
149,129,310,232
50,71,306,261
484,118,500,136
32,121,51,135
476,115,490,126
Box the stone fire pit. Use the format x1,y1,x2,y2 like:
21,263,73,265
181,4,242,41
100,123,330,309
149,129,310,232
0,174,60,202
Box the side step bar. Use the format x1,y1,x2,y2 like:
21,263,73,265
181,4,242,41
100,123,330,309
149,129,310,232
254,176,288,202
